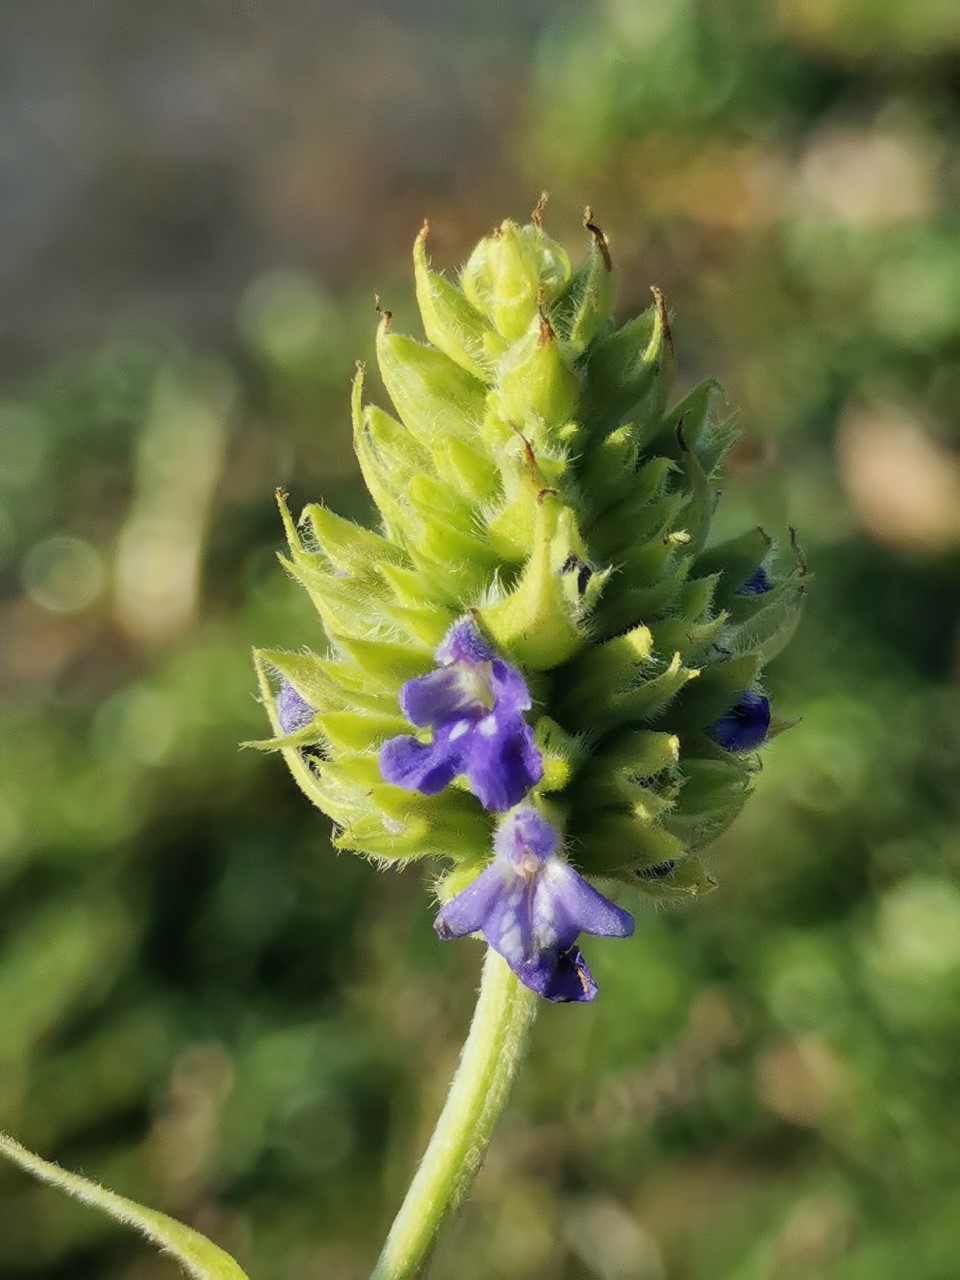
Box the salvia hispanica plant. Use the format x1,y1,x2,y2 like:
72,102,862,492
0,203,804,1280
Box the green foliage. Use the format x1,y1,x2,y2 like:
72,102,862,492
0,1136,249,1280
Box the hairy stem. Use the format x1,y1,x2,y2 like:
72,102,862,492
370,948,538,1280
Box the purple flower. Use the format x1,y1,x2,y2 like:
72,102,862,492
276,679,315,734
736,565,772,596
434,807,634,1003
709,690,770,752
379,618,543,813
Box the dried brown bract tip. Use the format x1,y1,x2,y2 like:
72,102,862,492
583,206,612,272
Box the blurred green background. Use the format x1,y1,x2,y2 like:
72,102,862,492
1,1,959,1277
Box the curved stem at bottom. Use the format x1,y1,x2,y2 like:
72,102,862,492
370,948,539,1280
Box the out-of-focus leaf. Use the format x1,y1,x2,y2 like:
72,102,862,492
0,1135,250,1280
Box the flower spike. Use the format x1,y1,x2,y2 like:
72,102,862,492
257,205,802,991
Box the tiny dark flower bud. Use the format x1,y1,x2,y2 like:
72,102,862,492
736,565,773,596
708,690,771,752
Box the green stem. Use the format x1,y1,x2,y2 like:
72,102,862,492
370,948,538,1280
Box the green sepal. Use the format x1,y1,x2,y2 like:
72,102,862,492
550,222,615,355
315,710,408,752
661,379,723,455
663,756,752,844
493,314,579,442
376,323,487,444
255,649,387,715
695,527,772,602
728,585,806,664
383,601,454,648
676,426,715,555
406,476,498,572
651,611,727,664
242,719,325,752
297,501,405,576
413,222,506,377
580,764,677,821
484,442,571,562
532,715,589,792
562,645,700,734
336,786,491,864
618,527,690,588
333,637,430,688
435,434,501,506
606,652,700,729
634,854,718,901
767,711,801,740
481,498,592,671
462,220,571,341
590,728,681,781
278,552,396,641
560,624,654,713
670,654,761,731
377,560,454,609
594,556,693,639
586,461,682,556
353,385,433,541
580,301,670,435
573,812,686,878
375,324,495,503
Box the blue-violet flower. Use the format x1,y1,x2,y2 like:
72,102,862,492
276,679,315,735
709,690,771,752
434,807,634,1002
379,618,543,813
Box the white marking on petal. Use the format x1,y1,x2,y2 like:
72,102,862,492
448,720,470,742
478,714,498,738
499,925,524,964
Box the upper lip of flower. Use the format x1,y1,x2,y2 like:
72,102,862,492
433,806,634,1003
379,618,543,813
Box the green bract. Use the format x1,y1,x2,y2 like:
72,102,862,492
254,208,803,898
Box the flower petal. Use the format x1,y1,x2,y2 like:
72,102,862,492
464,719,543,813
489,658,531,715
436,617,494,666
434,863,509,940
399,668,481,728
534,859,635,948
513,945,598,1003
379,734,461,794
480,873,535,969
494,806,558,861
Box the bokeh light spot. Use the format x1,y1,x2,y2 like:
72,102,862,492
21,536,106,613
